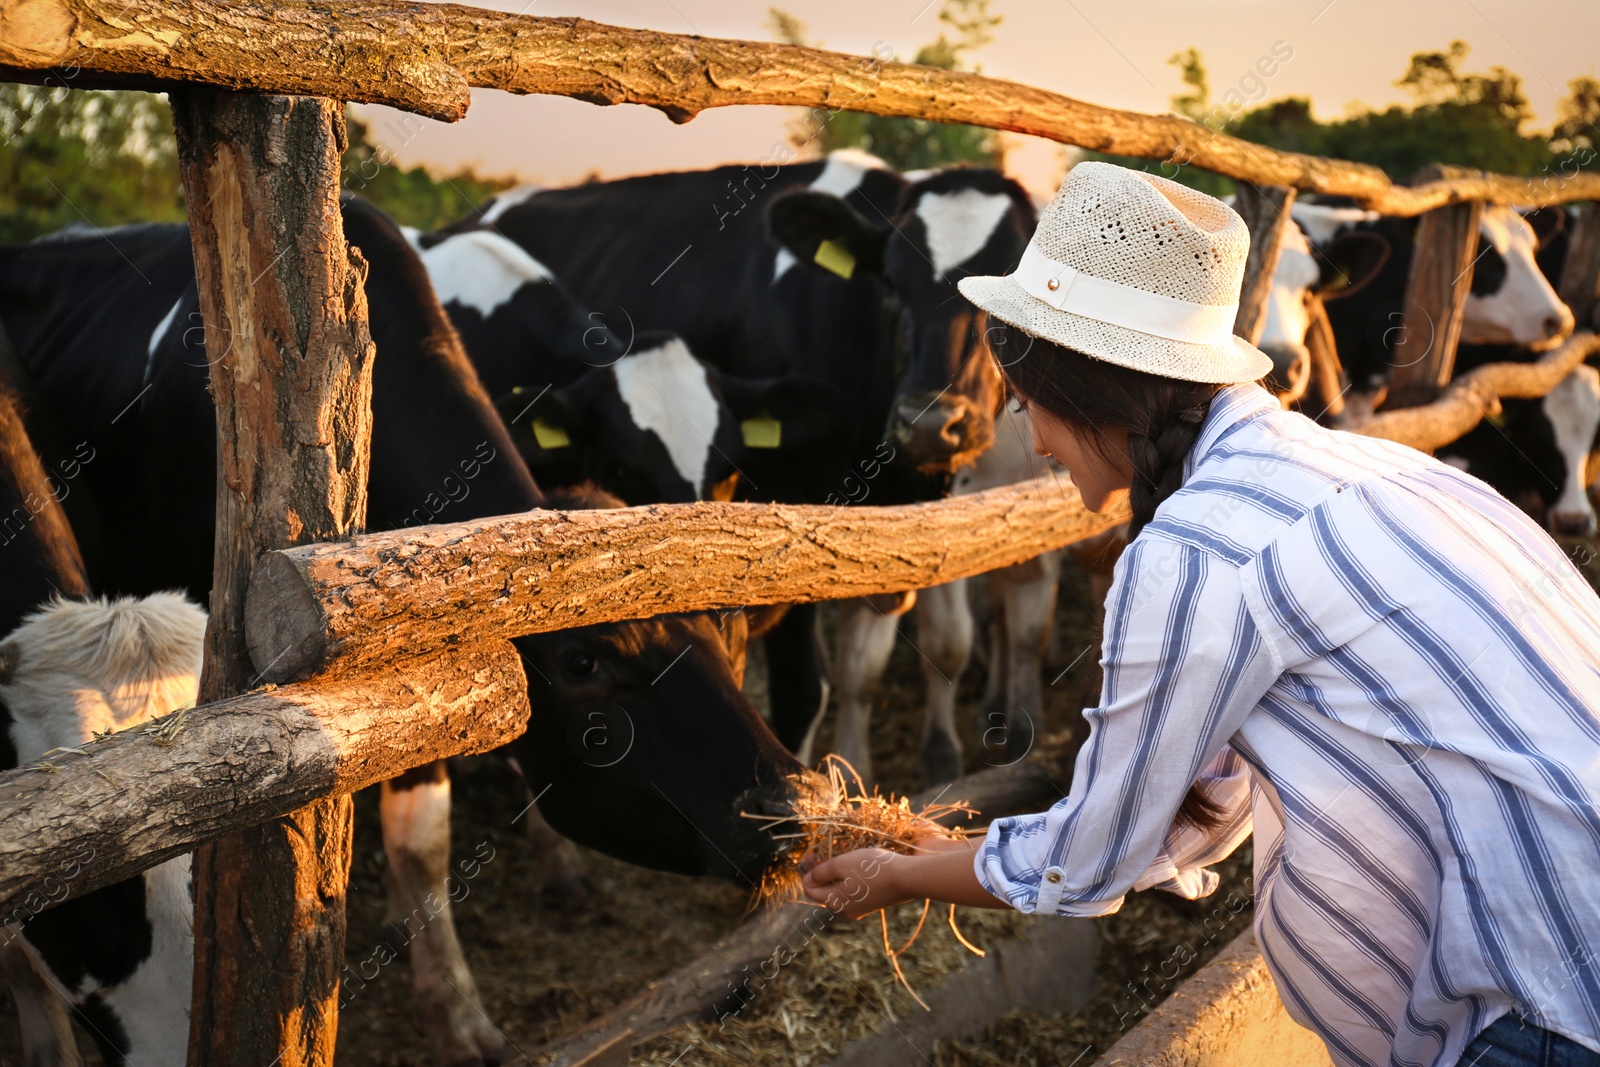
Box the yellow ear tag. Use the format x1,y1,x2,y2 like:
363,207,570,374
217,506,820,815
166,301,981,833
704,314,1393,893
813,239,856,280
741,415,783,449
531,419,571,449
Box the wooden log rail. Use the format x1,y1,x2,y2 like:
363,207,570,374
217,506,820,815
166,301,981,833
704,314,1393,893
2,0,1600,215
0,642,527,915
244,328,1599,687
1357,330,1600,451
244,480,1129,683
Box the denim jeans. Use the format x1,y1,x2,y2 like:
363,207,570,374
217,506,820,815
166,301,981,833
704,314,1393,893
1459,1015,1600,1067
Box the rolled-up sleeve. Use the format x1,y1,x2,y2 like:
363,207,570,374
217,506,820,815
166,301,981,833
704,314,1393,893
975,537,1278,916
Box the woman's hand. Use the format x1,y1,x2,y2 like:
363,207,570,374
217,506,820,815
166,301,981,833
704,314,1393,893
801,848,916,920
803,836,1010,919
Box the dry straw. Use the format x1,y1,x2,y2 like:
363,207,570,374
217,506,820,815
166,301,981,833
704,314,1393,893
742,755,989,1008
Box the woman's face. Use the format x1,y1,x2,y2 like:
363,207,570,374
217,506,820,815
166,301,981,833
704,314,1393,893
1023,400,1133,513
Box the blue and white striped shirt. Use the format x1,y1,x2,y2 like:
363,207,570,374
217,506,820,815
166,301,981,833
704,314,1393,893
976,383,1600,1067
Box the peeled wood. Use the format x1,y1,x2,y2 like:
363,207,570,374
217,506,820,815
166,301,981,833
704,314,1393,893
1356,331,1600,452
523,759,1063,1067
1232,184,1297,348
244,481,1129,684
172,91,374,1067
4,0,1600,215
0,642,528,919
1386,170,1484,409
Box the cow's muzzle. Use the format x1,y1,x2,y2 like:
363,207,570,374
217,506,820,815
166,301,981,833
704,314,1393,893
888,393,993,472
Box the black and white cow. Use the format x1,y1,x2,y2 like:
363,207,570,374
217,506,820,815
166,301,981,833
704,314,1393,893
0,381,203,1067
1299,200,1575,391
459,152,1036,756
407,225,845,505
1292,201,1598,535
1250,210,1391,408
0,198,804,1066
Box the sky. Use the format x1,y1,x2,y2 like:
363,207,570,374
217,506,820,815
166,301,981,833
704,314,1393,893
354,0,1600,202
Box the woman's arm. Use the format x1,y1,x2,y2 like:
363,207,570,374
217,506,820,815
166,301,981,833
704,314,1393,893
802,837,1006,920
810,539,1280,921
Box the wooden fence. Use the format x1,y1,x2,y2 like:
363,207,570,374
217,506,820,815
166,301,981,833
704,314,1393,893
1,5,1600,1063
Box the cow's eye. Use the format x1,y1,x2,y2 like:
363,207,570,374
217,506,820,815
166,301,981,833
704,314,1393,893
561,651,599,678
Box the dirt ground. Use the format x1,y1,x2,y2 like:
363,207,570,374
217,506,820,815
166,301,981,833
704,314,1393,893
7,536,1598,1065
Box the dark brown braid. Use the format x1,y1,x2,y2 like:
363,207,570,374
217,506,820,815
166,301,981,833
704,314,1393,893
989,320,1247,830
1125,395,1215,540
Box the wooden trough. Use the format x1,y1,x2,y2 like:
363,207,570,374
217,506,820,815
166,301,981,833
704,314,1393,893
1,3,1599,1063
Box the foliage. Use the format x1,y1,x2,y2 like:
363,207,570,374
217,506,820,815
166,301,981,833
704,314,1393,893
1553,75,1600,153
0,90,512,242
0,86,185,242
340,111,514,231
769,1,1005,171
1094,41,1596,194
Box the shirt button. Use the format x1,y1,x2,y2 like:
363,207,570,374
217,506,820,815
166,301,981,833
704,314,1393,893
1045,870,1063,885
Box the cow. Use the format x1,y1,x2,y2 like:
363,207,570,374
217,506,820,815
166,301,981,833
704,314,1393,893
1437,365,1600,536
0,379,203,1067
0,197,804,1065
1250,211,1391,411
1434,206,1600,537
1297,200,1574,394
824,401,1075,786
407,225,846,506
460,152,1036,761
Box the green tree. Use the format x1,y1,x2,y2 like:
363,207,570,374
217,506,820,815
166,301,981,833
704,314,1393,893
770,1,1005,171
1553,75,1600,153
1229,40,1556,180
341,111,514,231
0,86,185,242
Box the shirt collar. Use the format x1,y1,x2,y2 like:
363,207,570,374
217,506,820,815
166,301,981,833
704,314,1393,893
1183,383,1280,482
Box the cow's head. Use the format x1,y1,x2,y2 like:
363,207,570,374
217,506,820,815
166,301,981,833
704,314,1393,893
1463,206,1574,350
766,168,1035,474
495,334,846,504
1539,364,1600,536
1258,219,1389,402
416,228,634,385
508,487,803,883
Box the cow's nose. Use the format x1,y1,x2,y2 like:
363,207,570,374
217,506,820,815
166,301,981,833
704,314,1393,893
1544,310,1575,340
890,396,969,457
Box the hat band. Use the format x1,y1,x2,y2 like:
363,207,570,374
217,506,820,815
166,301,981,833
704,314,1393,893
1010,243,1239,347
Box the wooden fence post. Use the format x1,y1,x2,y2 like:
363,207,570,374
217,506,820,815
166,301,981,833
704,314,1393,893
1387,165,1484,409
1560,202,1600,331
1232,183,1297,347
171,92,374,1067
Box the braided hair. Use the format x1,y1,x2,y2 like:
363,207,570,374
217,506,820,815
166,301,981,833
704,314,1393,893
990,320,1237,828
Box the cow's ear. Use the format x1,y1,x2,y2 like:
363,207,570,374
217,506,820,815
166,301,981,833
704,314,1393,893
716,372,848,451
1314,231,1390,301
494,376,600,454
1522,206,1566,251
766,190,890,280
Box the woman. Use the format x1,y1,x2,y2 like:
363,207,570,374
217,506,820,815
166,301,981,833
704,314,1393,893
802,163,1600,1067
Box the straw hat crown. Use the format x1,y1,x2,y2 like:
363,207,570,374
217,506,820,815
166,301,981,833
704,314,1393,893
958,161,1272,384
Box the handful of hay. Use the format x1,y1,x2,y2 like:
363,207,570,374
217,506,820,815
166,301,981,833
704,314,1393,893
742,755,988,1008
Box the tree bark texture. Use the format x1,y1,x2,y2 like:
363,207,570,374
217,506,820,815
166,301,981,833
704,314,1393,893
524,759,1063,1067
0,643,528,921
244,481,1132,684
2,0,1600,215
1357,331,1600,453
172,91,374,1067
1231,184,1297,347
1386,169,1484,409
1559,203,1600,331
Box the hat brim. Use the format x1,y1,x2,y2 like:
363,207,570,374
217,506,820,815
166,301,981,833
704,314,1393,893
958,274,1273,386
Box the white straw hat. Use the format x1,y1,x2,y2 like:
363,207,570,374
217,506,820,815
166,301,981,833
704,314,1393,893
958,162,1273,384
